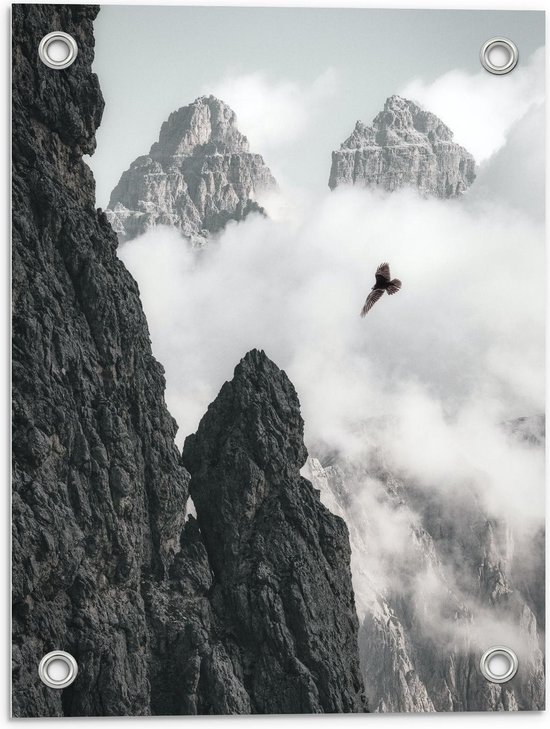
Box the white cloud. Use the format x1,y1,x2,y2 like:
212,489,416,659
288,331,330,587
377,385,545,526
203,68,337,154
472,102,545,220
119,162,544,525
118,105,545,690
400,47,544,163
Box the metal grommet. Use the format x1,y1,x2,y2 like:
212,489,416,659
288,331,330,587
480,37,518,75
38,651,78,689
38,32,78,70
479,646,519,684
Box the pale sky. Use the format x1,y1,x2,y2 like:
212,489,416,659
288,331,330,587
88,6,544,208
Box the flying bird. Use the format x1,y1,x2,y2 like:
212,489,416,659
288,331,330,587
360,262,402,317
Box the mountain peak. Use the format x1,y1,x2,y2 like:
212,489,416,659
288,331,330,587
151,95,250,160
329,96,475,197
184,349,307,487
375,95,454,140
106,97,276,242
182,349,367,713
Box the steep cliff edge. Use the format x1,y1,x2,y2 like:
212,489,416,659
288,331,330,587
183,350,367,713
329,95,476,197
12,4,189,716
12,9,365,716
107,95,277,243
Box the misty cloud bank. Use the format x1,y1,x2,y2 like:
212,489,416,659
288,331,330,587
119,127,544,527
117,52,544,701
120,162,544,536
400,47,544,163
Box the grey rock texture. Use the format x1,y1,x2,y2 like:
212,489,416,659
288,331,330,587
503,414,545,447
307,440,545,713
12,3,189,717
329,95,476,197
12,5,365,717
183,350,367,714
107,96,277,243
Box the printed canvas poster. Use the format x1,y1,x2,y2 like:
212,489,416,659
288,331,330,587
12,3,545,716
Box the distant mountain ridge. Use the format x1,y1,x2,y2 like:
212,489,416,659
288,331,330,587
307,420,545,712
329,95,476,197
107,95,276,243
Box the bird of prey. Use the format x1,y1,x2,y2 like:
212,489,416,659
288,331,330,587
360,262,402,317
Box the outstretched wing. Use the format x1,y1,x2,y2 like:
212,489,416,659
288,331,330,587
387,278,402,295
360,288,384,317
375,262,391,286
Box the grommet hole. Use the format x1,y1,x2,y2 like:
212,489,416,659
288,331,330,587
45,658,71,682
38,32,78,70
480,37,518,75
38,651,78,689
487,44,511,69
487,652,511,678
45,39,71,64
479,646,519,684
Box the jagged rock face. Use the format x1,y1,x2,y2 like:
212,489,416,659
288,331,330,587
183,350,367,714
329,95,476,197
307,441,545,713
143,515,252,716
12,13,366,715
12,3,191,717
107,96,276,242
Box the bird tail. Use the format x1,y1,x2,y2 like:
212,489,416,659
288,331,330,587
360,305,368,318
387,279,402,295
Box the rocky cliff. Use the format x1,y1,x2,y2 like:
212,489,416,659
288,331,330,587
106,96,276,243
12,5,365,717
12,3,189,716
307,431,545,713
329,95,476,197
183,350,367,714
